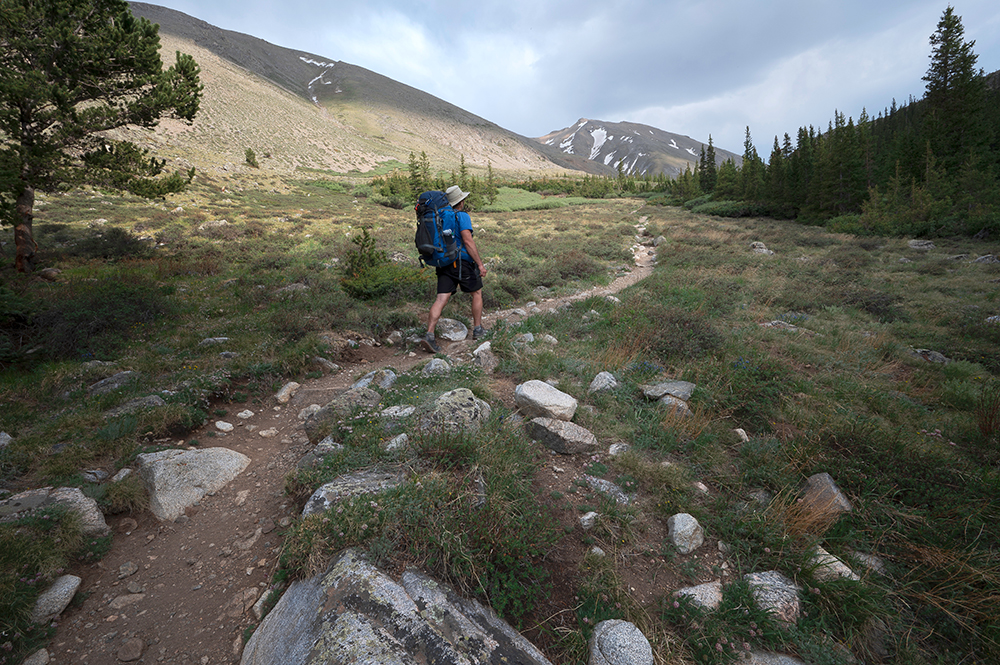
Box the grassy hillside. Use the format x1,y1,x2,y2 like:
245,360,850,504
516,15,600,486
127,2,606,179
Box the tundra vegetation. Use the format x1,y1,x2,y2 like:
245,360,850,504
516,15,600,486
1,4,999,665
1,170,998,664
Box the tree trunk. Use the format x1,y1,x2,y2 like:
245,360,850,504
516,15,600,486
14,185,36,273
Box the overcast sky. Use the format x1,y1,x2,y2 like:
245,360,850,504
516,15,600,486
145,0,1000,156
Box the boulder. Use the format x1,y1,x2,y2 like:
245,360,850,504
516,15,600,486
351,369,398,391
526,418,599,455
303,387,382,443
1,487,110,537
436,318,469,341
589,619,653,665
302,469,405,517
666,513,704,554
640,380,696,401
674,580,723,611
240,549,552,665
745,571,801,626
515,380,577,421
588,372,619,393
798,472,852,525
31,574,81,623
137,448,250,521
419,388,492,433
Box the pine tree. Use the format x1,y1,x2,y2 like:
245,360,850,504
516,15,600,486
0,0,202,272
740,127,763,201
922,5,988,173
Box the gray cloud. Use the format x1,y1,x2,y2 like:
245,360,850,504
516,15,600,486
148,0,1000,155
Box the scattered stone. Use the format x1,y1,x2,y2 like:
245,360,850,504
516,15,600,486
589,371,619,393
515,380,578,421
275,382,300,404
351,369,398,390
118,561,139,579
436,318,469,341
137,448,251,521
380,405,416,419
108,593,145,610
660,395,693,418
215,421,234,432
745,571,801,625
88,371,140,397
641,380,696,401
259,428,279,438
117,637,145,662
808,546,860,582
751,241,775,255
734,428,750,443
0,431,11,449
303,387,382,442
31,575,81,623
422,358,452,376
973,254,998,263
198,337,230,347
525,417,599,455
111,468,132,483
383,434,410,456
666,513,704,554
583,475,633,505
302,469,406,517
103,395,167,419
798,472,853,525
241,549,552,665
81,469,109,483
21,649,49,665
908,239,935,251
580,512,599,530
589,619,653,665
419,388,492,433
237,410,255,419
674,580,724,611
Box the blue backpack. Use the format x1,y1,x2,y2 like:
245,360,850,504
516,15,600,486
414,190,461,268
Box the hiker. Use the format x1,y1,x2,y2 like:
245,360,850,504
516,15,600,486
422,185,488,353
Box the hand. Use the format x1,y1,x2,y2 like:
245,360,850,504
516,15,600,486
477,263,488,277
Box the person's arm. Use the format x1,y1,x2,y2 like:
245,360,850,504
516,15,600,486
460,229,487,276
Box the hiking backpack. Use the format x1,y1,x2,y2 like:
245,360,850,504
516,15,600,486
414,190,460,268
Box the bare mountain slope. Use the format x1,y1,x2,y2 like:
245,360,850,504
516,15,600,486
129,2,609,176
538,119,742,177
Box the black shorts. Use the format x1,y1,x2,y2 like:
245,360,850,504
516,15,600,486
436,260,482,294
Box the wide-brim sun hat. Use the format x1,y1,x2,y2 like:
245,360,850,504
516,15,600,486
446,185,470,206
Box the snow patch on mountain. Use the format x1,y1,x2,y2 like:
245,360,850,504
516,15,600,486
589,128,608,160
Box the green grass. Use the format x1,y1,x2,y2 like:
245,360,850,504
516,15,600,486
2,179,1000,664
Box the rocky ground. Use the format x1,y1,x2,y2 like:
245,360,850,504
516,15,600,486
43,247,661,665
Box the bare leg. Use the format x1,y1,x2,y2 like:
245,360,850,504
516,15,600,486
471,290,483,328
427,292,452,336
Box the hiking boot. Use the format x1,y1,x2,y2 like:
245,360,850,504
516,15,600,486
421,335,441,354
472,325,490,340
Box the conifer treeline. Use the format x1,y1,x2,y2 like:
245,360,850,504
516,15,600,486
661,6,999,237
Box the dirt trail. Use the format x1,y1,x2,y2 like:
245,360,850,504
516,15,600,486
46,245,656,665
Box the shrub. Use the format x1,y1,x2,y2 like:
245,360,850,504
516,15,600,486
32,275,177,361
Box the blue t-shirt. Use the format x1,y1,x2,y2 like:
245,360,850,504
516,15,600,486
455,210,474,262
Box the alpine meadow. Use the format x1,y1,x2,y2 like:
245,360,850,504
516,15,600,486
0,2,999,665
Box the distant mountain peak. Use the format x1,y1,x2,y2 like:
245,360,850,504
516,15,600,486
537,119,740,177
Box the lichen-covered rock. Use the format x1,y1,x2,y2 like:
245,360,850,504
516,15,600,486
302,469,405,517
240,549,551,665
419,388,492,433
303,387,382,443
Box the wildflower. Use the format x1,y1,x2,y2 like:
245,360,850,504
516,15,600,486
673,600,680,609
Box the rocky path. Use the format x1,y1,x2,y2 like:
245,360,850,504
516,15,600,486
44,243,656,664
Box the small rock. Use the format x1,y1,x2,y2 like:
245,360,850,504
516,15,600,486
215,421,234,432
118,561,138,579
117,637,144,662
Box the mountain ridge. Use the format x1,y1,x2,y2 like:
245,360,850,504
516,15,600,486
129,3,736,179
